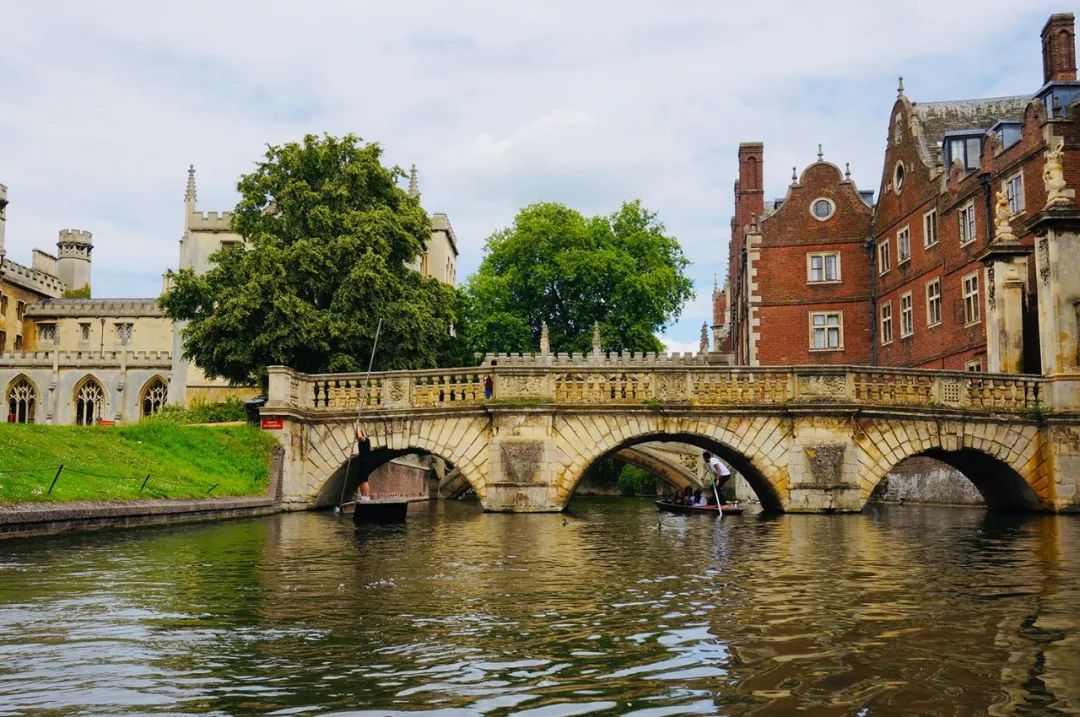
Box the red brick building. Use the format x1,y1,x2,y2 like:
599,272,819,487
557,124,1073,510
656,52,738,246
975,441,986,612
718,12,1080,374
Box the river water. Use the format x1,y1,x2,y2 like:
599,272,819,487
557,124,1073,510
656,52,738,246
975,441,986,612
0,499,1078,716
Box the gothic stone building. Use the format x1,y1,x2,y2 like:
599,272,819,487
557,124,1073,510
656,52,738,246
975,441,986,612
1,167,459,424
717,12,1080,376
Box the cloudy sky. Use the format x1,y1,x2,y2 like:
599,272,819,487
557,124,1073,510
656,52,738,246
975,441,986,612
0,1,1063,351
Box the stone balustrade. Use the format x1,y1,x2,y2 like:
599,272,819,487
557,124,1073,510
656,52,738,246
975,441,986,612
267,363,1044,414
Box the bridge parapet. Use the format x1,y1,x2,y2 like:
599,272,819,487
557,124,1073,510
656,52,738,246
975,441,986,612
266,364,1043,414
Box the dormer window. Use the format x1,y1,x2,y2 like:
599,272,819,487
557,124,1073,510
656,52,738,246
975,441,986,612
993,122,1022,152
943,132,983,171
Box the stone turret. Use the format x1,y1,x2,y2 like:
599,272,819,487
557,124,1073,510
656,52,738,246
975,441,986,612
56,228,92,295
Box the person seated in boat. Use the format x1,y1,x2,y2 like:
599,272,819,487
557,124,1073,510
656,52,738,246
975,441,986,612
702,451,732,505
349,425,373,502
692,489,707,507
673,487,688,505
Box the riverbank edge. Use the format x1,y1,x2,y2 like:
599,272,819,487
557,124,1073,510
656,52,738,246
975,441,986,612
0,446,285,540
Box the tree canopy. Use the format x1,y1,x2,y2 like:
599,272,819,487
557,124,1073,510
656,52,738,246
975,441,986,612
160,133,459,385
460,201,694,355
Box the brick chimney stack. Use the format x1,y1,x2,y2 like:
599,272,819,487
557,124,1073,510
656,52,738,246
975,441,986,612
1042,13,1077,84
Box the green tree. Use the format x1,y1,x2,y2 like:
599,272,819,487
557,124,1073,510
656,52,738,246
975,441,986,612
160,133,459,385
461,201,694,354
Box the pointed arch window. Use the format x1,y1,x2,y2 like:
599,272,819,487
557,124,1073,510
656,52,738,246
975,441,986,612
74,378,106,426
141,378,169,417
7,377,37,424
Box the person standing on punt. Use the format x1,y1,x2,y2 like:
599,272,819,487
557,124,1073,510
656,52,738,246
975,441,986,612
702,451,731,504
351,425,373,502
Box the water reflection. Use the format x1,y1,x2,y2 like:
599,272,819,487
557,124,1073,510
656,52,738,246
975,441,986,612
0,500,1077,715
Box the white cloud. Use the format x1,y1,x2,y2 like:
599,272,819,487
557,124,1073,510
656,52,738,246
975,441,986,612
0,0,1062,337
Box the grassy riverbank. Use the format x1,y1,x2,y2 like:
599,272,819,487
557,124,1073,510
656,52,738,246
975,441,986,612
0,423,278,504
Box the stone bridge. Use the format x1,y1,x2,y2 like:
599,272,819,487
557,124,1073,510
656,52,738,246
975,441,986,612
262,355,1080,513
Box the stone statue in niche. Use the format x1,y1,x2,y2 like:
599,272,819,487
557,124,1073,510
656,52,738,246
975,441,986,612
1043,136,1073,208
993,191,1016,242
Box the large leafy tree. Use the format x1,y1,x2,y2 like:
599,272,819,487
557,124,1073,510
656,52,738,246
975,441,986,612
461,201,694,354
160,134,459,385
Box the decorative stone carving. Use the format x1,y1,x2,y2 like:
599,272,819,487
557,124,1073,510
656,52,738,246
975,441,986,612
500,374,547,399
699,323,709,354
539,321,550,356
987,265,996,311
1038,237,1051,286
940,378,963,405
656,373,688,401
1043,136,1074,208
799,374,847,399
803,443,846,486
993,191,1016,242
500,441,544,484
385,377,408,407
592,322,601,355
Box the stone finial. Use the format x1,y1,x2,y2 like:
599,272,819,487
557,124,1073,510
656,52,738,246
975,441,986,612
407,164,419,198
993,191,1017,243
713,272,718,290
817,144,823,161
844,162,851,181
897,76,905,97
699,322,709,354
791,166,797,184
592,321,601,354
1043,136,1073,208
540,321,550,355
185,165,196,205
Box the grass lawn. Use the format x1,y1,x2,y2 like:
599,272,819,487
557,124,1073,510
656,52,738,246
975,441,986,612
0,422,278,504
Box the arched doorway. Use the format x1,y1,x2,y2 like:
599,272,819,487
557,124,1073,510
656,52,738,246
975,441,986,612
6,376,38,424
140,377,169,418
74,376,107,426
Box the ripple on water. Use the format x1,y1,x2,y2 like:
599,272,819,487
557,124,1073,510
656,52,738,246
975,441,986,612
0,502,1078,714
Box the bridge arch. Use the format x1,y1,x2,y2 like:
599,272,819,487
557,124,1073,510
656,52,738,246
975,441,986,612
300,413,490,508
552,413,789,511
611,445,702,491
854,419,1048,511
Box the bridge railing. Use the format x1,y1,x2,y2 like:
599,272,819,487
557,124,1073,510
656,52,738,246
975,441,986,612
265,364,1043,414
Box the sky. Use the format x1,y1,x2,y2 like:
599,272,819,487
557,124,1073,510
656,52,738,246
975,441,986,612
0,1,1064,352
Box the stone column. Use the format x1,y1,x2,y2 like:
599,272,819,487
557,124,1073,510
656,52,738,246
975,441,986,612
978,190,1032,374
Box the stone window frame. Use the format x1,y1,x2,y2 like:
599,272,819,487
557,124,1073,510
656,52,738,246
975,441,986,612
806,251,841,284
809,311,843,351
114,322,134,346
0,293,7,316
897,225,912,265
925,277,942,328
809,197,836,222
140,376,169,418
79,322,92,344
965,359,982,372
880,301,893,346
893,161,905,194
38,323,58,344
6,375,39,424
962,271,981,326
923,208,939,248
900,291,914,338
958,200,977,246
1003,171,1025,215
877,239,891,275
15,300,25,321
73,375,107,426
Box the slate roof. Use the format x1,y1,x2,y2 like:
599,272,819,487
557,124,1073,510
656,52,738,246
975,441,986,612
912,95,1031,165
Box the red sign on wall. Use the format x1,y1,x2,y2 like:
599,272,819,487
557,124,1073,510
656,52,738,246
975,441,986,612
260,417,284,430
97,419,115,427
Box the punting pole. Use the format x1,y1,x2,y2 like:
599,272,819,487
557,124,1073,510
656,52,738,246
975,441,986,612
336,318,383,513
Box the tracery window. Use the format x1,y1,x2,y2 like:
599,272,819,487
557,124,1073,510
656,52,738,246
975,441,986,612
141,378,168,417
75,378,106,426
7,378,37,424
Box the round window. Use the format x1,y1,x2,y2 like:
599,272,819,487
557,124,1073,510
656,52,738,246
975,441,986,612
811,198,835,221
894,162,905,193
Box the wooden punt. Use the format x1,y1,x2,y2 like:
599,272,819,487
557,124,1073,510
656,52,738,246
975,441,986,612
655,500,744,516
344,499,409,524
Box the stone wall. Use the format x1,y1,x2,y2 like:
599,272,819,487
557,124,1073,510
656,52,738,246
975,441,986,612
872,456,985,506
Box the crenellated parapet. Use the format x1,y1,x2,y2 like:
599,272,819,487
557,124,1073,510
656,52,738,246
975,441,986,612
0,349,172,368
25,298,163,318
0,257,65,297
481,351,725,367
187,210,235,232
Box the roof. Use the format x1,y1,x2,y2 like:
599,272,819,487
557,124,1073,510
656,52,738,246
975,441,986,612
911,95,1030,164
430,212,458,255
